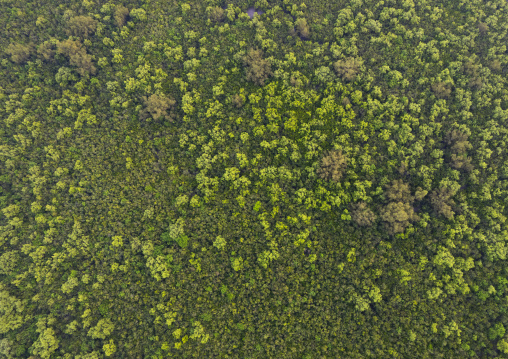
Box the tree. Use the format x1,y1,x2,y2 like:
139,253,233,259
430,187,456,220
232,94,244,108
243,48,272,86
0,289,24,334
380,201,419,235
55,67,77,86
209,6,225,22
446,129,472,154
478,22,489,34
431,82,451,99
295,18,310,38
446,129,473,171
498,339,508,354
5,43,32,64
0,338,12,358
488,323,506,340
139,93,177,122
56,38,96,76
37,41,56,62
56,38,83,57
130,8,147,22
351,202,377,226
88,318,115,339
317,150,348,182
334,57,363,82
385,179,413,202
66,16,98,38
31,328,59,359
490,59,502,72
114,6,130,27
0,251,19,275
381,180,418,234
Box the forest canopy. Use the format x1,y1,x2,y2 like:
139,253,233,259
1,0,508,358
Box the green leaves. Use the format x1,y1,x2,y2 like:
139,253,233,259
231,256,244,271
488,323,506,341
213,236,226,250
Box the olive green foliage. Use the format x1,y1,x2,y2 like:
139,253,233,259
2,0,508,358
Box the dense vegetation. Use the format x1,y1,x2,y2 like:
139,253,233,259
1,0,508,357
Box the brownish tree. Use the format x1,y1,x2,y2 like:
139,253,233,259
70,51,96,76
490,59,502,72
430,187,456,220
463,61,479,77
334,57,363,82
446,129,473,171
5,43,32,64
478,22,489,34
385,179,413,203
209,6,225,22
37,41,55,62
295,18,310,38
140,94,177,122
317,150,347,182
232,94,244,108
56,38,83,57
431,82,451,99
290,75,302,87
446,129,472,154
115,6,130,27
380,179,419,234
351,202,377,227
56,39,96,76
243,49,272,86
66,16,98,38
380,201,419,235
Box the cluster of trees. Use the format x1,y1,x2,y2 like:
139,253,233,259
1,0,508,358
